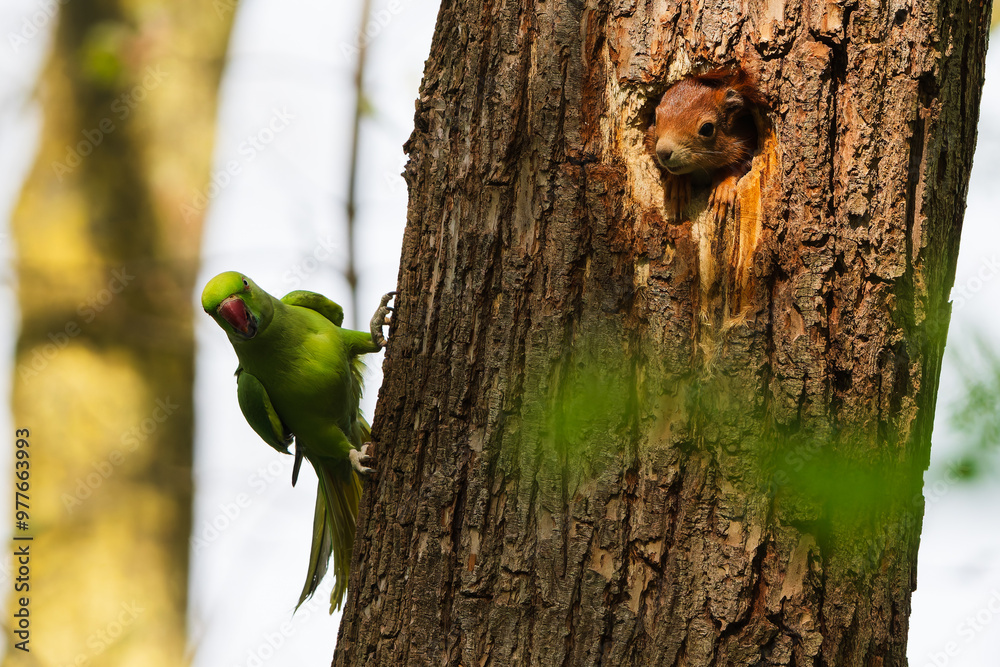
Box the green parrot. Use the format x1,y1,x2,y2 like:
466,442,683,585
201,271,394,612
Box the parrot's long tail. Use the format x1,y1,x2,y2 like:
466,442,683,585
296,460,363,613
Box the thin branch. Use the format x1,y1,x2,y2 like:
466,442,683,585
345,0,373,330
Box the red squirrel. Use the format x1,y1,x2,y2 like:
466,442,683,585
645,68,766,223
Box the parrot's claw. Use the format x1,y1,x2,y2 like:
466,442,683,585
349,443,374,477
370,291,396,349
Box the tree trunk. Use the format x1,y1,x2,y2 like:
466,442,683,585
7,3,232,666
335,1,991,665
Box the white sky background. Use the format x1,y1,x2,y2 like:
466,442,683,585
0,2,998,665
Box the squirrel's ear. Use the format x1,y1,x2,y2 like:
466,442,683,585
724,89,744,112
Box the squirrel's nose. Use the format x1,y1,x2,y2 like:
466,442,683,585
655,139,675,166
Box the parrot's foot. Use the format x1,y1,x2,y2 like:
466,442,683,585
349,443,374,477
370,291,396,349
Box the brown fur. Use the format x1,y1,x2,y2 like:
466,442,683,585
646,67,765,176
645,68,765,224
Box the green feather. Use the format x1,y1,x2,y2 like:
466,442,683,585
201,271,384,612
281,290,345,326
235,367,292,455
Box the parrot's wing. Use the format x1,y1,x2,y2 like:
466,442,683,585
281,290,344,327
236,367,293,454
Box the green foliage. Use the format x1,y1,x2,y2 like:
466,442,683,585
517,317,936,576
946,334,1000,479
536,331,635,487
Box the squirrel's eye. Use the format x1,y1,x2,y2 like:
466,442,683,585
698,122,715,138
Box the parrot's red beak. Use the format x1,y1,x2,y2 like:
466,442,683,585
218,296,257,338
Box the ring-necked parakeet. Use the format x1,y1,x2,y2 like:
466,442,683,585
201,271,394,612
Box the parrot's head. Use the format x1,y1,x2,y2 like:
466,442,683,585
201,272,274,341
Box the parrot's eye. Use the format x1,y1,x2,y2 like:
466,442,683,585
242,278,249,289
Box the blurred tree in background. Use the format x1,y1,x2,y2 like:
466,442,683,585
5,2,233,665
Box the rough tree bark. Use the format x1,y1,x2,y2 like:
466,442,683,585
336,0,990,665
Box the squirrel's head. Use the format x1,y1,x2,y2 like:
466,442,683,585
647,73,759,175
